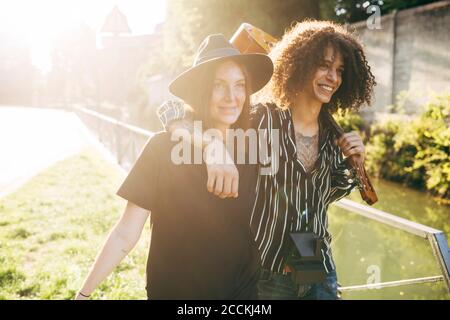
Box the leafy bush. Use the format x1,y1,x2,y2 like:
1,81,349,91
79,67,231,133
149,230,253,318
334,109,366,134
365,94,450,203
407,95,449,200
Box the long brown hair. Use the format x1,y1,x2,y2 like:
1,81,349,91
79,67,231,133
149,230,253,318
184,58,252,131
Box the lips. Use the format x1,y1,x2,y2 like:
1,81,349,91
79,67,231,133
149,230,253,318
318,84,334,93
218,106,237,114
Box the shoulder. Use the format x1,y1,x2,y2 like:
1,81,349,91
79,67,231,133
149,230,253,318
251,102,282,121
146,131,172,146
141,131,174,159
250,102,278,116
250,102,290,129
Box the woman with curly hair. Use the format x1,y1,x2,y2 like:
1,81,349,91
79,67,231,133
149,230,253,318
159,20,376,300
251,20,376,300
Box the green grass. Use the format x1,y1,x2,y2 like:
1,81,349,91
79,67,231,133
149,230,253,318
0,147,150,300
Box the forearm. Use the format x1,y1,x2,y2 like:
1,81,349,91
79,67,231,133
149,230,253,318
159,100,238,197
78,225,138,297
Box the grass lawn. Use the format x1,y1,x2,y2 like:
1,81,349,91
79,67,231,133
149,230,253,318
0,147,150,300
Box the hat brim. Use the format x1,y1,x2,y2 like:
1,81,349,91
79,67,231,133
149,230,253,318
169,53,273,102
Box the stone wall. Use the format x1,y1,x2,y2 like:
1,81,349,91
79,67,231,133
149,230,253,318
352,0,450,119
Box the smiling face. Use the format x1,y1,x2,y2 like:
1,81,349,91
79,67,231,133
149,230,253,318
305,46,344,105
209,59,247,129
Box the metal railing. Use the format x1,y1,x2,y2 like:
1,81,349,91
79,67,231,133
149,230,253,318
335,199,449,293
73,106,153,171
73,106,450,295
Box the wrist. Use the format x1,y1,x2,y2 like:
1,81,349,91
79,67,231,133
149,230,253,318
78,291,91,298
203,138,234,165
202,134,214,149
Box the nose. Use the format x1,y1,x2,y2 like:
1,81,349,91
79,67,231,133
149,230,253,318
224,85,234,102
327,68,338,83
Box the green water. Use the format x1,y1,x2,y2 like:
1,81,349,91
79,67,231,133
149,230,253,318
328,179,449,300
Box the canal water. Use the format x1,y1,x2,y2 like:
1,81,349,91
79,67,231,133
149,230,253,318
329,178,449,299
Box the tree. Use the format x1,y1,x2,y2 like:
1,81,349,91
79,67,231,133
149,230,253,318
162,0,321,73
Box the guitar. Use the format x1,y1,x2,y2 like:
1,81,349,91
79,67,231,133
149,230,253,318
230,23,277,54
230,23,378,205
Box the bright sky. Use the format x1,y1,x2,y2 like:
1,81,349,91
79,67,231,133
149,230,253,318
0,0,167,73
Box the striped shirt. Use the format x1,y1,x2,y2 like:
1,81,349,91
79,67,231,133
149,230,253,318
158,101,357,274
250,103,357,273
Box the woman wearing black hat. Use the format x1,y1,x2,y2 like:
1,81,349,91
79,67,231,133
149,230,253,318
75,34,273,300
159,21,376,300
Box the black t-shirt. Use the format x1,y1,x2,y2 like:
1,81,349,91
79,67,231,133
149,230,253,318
116,132,260,299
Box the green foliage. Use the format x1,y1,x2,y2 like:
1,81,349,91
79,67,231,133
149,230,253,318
331,93,449,203
163,0,321,72
365,120,421,183
408,95,450,200
365,94,450,202
138,1,443,75
9,228,32,240
0,268,26,288
334,109,366,134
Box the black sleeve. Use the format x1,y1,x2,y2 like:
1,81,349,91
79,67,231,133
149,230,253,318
116,135,160,211
249,103,276,130
250,103,281,173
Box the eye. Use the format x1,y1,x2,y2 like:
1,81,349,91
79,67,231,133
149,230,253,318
213,82,225,90
319,62,329,70
235,82,246,89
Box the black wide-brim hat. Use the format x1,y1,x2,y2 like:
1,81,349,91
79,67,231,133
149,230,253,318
169,34,273,102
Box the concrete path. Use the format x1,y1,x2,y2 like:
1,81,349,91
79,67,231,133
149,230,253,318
0,106,115,197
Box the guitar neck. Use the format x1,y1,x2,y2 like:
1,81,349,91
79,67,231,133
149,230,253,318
322,110,378,205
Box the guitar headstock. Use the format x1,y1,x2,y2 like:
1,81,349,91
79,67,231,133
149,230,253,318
230,23,277,54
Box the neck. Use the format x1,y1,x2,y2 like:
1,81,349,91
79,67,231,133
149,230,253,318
213,123,230,141
291,94,322,136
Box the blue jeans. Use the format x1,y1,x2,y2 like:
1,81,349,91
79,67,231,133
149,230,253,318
257,269,340,300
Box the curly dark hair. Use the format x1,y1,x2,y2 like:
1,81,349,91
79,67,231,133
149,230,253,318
257,20,376,113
